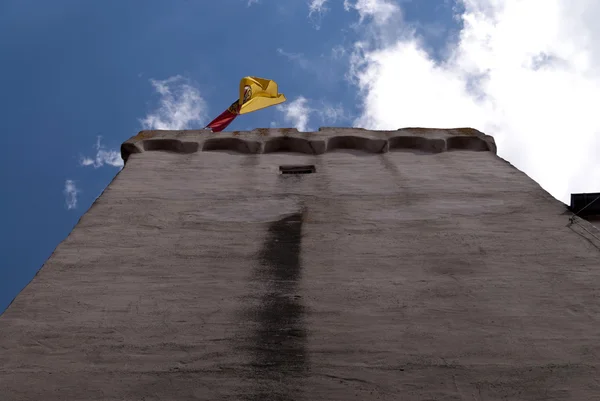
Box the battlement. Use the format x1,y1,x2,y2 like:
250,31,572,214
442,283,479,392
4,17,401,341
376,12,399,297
121,127,496,163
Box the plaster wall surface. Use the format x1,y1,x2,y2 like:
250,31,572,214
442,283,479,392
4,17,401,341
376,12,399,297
1,128,599,400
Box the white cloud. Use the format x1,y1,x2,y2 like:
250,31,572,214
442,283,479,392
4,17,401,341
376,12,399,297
247,0,259,6
64,180,79,210
345,0,600,203
308,0,329,29
277,97,346,131
343,0,401,25
319,102,345,123
80,136,124,169
277,97,312,132
309,0,328,13
140,75,207,130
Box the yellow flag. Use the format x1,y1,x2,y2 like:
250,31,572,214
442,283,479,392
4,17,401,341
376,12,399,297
237,76,286,115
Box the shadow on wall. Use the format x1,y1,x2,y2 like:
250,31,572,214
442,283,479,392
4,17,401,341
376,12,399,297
263,137,320,154
446,136,490,151
143,139,199,154
203,138,261,154
389,136,445,153
327,136,388,153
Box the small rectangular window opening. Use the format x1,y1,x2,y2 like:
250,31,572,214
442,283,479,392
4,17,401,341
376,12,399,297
279,165,316,175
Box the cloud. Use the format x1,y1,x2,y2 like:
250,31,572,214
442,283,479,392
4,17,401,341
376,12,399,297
308,0,329,29
80,136,124,169
247,0,259,6
319,102,345,123
277,97,312,132
64,180,79,210
343,0,401,26
140,75,207,130
277,96,346,131
277,48,311,70
345,0,600,203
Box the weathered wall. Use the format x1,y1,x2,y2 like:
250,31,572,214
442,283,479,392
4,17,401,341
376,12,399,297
1,128,599,400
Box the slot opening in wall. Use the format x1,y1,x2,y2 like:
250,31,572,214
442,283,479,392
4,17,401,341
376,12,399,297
279,165,316,175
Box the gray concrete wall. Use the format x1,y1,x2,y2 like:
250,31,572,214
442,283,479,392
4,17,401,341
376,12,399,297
1,128,599,400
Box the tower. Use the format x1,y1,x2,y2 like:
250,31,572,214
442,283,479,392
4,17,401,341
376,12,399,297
1,128,599,400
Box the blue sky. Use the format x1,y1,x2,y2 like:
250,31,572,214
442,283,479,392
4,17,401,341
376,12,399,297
1,0,599,312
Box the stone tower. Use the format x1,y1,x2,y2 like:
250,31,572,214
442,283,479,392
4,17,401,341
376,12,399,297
1,128,599,400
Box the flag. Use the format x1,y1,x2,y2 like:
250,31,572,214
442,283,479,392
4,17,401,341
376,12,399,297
237,76,286,114
206,76,286,132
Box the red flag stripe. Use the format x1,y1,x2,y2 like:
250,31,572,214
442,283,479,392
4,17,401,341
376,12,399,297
206,110,238,132
206,100,240,132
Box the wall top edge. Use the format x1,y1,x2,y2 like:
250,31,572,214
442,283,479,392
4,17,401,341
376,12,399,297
120,127,497,163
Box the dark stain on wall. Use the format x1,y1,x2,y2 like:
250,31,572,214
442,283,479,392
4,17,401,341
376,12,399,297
242,212,308,400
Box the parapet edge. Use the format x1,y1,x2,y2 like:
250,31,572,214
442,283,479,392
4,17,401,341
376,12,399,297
120,127,497,163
